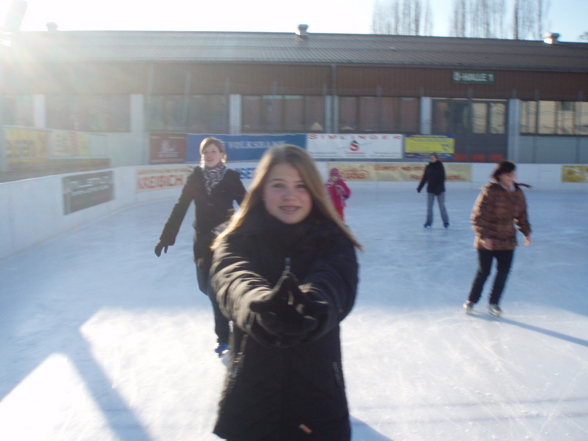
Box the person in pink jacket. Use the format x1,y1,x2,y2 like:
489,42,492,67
325,168,351,221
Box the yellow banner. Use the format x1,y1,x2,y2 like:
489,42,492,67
329,162,472,182
5,128,50,163
52,130,91,156
562,165,588,183
405,136,455,155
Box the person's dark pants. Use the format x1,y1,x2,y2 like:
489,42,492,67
197,265,230,344
468,249,514,306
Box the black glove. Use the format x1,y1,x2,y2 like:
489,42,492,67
250,272,326,346
154,239,171,257
417,188,421,193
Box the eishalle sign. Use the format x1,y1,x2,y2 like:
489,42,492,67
452,71,495,84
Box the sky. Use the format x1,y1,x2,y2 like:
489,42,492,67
0,0,587,42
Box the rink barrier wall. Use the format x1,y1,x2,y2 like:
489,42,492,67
0,162,586,261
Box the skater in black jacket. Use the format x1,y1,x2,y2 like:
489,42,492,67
210,145,361,441
417,153,450,228
154,137,246,356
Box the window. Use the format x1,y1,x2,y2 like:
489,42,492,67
242,95,325,133
520,101,537,134
339,97,358,132
433,101,450,133
1,95,34,127
148,94,228,133
578,102,588,135
521,100,588,135
358,97,378,132
47,95,130,132
399,98,419,132
489,102,506,134
472,102,488,133
340,96,420,133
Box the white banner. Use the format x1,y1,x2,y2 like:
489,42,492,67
307,134,403,159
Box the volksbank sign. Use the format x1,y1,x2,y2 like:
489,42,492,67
452,71,495,84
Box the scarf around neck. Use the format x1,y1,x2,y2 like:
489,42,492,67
203,162,227,195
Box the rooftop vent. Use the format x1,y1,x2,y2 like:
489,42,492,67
543,32,560,44
46,22,58,32
297,24,309,38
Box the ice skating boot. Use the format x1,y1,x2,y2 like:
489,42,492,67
463,301,474,313
488,304,502,317
214,341,229,357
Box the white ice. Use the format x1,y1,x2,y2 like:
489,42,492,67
1,184,587,441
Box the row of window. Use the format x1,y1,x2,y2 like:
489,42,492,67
1,94,587,136
521,101,588,135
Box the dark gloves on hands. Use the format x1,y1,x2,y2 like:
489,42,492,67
154,239,172,257
250,271,329,346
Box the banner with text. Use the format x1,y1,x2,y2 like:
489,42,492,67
307,134,403,159
405,135,455,159
63,171,114,214
328,162,472,182
5,127,50,163
150,133,187,164
136,165,193,192
562,165,588,183
187,134,307,162
51,130,92,156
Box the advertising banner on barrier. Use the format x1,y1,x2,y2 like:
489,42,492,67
405,135,455,159
136,166,193,192
5,127,50,163
562,165,588,183
328,162,472,182
150,133,187,164
52,130,92,156
307,134,403,159
63,171,114,214
187,134,307,162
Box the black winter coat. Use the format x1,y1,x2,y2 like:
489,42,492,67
158,166,246,272
417,160,446,195
211,207,359,441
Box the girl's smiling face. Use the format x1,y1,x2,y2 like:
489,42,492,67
201,144,223,168
263,163,312,224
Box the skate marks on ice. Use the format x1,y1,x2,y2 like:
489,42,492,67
467,312,588,348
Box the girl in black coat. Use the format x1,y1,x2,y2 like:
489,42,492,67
155,137,246,355
210,145,361,441
417,153,450,228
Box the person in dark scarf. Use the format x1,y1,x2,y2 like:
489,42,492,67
417,152,450,228
210,145,361,441
155,137,246,356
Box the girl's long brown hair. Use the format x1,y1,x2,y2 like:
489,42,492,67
212,144,362,250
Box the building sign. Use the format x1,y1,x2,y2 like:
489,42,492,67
150,133,187,164
328,162,472,182
405,135,455,159
452,71,495,84
63,171,114,214
307,134,403,159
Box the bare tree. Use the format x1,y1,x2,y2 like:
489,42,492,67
513,0,550,39
450,0,506,38
371,0,433,36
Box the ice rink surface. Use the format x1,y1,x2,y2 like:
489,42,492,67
1,184,587,441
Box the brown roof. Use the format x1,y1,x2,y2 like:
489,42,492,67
8,30,588,72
